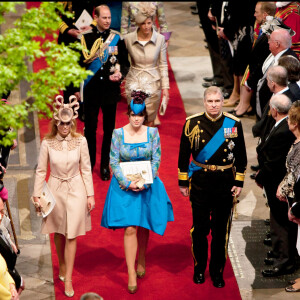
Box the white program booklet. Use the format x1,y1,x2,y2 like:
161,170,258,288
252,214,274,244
75,9,93,30
120,161,153,184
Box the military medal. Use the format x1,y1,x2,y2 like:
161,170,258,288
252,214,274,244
109,46,118,64
228,140,235,150
227,153,234,160
224,127,238,138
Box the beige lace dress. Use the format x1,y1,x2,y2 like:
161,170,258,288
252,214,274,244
33,134,94,239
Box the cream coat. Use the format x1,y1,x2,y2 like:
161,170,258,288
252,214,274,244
33,134,94,239
124,28,169,121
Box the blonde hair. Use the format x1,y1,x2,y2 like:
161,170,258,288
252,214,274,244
288,100,300,128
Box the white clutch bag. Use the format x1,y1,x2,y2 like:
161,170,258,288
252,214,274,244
159,96,168,116
31,182,56,218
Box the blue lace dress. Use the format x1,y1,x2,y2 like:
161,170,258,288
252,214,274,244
101,127,174,236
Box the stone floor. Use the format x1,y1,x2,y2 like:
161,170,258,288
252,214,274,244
1,2,297,300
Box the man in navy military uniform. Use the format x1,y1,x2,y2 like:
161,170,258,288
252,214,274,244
80,5,129,180
178,86,247,288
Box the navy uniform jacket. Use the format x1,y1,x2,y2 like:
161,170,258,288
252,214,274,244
57,1,102,45
80,27,130,105
178,112,247,188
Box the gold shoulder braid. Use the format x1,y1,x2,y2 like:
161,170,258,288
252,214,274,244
81,32,116,64
185,119,201,150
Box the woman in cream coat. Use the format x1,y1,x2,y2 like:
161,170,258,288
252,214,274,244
33,96,95,298
124,2,169,127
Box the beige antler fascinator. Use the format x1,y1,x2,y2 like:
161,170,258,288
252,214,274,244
135,2,156,24
53,95,79,123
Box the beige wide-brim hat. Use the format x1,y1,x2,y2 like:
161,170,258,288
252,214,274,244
135,2,156,24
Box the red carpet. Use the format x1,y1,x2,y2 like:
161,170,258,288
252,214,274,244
27,3,241,299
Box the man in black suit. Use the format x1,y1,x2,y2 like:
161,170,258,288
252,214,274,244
253,64,299,142
255,94,297,277
256,28,298,119
80,5,129,180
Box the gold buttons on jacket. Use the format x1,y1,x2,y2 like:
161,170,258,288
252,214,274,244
223,159,226,162
205,160,208,163
225,139,229,142
224,149,227,152
204,169,207,172
202,139,205,143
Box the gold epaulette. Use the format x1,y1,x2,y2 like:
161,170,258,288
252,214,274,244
59,21,69,34
91,19,97,27
61,1,68,10
223,112,240,122
186,112,204,121
235,172,246,182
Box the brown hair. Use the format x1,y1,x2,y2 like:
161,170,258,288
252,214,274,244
259,2,276,16
278,55,300,82
45,118,80,140
288,100,300,128
126,105,148,123
94,5,110,17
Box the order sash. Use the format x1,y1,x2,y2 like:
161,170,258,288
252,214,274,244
84,33,120,88
188,117,235,177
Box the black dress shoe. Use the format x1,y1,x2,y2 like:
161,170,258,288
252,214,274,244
202,81,224,88
267,250,275,258
212,275,225,288
262,267,295,277
285,285,300,292
193,273,205,284
263,238,272,246
251,164,260,171
100,167,111,181
288,280,297,285
250,173,256,180
264,258,274,265
203,76,214,82
264,219,270,226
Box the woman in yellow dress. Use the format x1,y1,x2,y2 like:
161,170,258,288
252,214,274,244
0,198,18,300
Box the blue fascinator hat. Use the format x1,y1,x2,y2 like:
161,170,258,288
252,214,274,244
130,90,150,115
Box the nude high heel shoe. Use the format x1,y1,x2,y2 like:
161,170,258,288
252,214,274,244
64,279,74,297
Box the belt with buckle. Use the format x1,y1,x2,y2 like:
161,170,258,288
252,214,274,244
192,160,233,171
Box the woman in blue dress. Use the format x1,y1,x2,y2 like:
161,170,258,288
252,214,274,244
101,90,174,294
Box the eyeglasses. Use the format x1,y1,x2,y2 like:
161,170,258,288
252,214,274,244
58,121,71,127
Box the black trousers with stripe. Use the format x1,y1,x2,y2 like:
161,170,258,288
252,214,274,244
189,170,234,277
